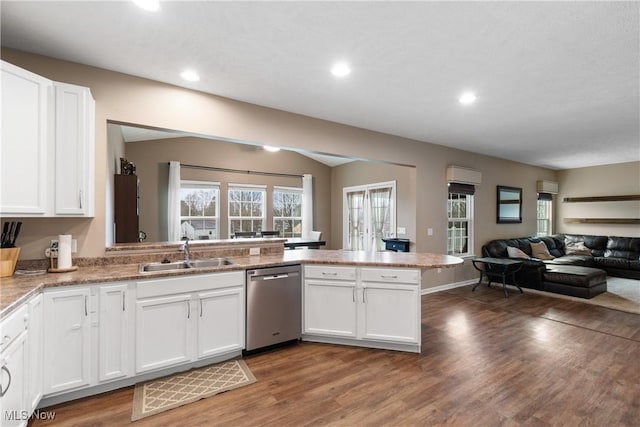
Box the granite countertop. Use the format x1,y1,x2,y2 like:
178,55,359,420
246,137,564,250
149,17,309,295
0,250,462,318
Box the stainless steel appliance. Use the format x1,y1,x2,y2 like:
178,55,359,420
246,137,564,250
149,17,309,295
245,264,302,352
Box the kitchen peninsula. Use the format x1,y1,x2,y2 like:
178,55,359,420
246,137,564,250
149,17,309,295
1,239,462,421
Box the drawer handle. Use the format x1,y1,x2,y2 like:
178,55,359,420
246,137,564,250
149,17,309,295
187,300,191,319
122,292,126,312
84,296,88,316
70,324,81,331
352,287,356,302
0,365,11,397
200,299,203,318
321,272,337,276
380,275,398,279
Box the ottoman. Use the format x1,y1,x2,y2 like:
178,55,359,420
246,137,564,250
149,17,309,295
543,265,607,299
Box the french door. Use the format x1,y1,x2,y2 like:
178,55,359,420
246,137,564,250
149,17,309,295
343,181,396,251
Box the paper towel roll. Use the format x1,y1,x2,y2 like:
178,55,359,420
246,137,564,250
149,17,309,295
58,234,72,269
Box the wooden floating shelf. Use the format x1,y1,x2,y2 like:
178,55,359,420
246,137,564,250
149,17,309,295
564,218,640,224
563,195,640,203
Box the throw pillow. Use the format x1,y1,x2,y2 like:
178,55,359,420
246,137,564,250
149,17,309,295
507,246,530,259
564,240,592,256
530,241,555,260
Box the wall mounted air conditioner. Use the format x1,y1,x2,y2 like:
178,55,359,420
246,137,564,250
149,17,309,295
536,180,559,194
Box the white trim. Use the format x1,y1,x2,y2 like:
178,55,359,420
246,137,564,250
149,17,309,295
420,279,477,295
228,183,267,189
274,185,302,192
181,180,220,188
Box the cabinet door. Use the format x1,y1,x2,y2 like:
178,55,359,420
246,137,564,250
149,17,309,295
135,294,192,373
359,282,420,344
54,82,95,216
43,288,92,394
0,60,51,215
27,294,43,413
196,286,244,359
0,331,28,427
304,280,357,338
98,284,130,382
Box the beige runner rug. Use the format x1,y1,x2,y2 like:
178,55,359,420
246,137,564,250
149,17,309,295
131,359,256,421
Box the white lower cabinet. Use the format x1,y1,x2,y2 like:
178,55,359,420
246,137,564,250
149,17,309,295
0,305,29,427
42,288,93,395
135,271,245,374
98,284,131,382
135,294,193,373
304,265,421,352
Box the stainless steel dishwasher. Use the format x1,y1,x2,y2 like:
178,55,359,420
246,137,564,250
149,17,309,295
245,264,302,352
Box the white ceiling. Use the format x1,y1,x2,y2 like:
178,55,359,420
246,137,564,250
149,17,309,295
2,1,638,170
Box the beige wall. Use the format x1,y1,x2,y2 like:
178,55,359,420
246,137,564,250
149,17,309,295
330,161,416,250
123,135,332,244
3,48,563,288
557,161,640,237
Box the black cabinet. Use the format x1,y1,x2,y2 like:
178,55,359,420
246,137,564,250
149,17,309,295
114,174,139,243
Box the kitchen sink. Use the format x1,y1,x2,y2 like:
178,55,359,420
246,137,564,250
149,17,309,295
138,258,235,273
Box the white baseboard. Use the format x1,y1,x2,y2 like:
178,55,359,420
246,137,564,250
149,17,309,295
421,279,476,295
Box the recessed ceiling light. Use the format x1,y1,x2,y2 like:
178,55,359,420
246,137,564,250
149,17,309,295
331,63,351,77
264,145,281,153
459,92,477,105
132,0,160,11
180,70,200,82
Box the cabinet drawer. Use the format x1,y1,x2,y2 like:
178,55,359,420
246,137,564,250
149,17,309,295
304,265,356,281
137,271,244,298
361,268,420,284
0,305,28,351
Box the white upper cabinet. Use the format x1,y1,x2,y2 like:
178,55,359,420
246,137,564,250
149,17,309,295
0,60,95,217
54,82,95,216
0,60,52,215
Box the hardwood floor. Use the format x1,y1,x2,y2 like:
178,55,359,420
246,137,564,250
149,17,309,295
31,286,640,426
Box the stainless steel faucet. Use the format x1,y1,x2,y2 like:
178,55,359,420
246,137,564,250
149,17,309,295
180,237,192,265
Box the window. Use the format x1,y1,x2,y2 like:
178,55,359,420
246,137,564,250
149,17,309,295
228,185,266,235
273,187,302,238
180,181,219,240
447,183,474,256
537,193,553,236
343,181,396,251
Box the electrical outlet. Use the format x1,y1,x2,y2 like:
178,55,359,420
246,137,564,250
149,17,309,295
249,247,260,256
397,227,406,235
427,228,433,236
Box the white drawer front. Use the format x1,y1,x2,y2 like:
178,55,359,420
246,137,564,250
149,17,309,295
137,271,244,298
304,265,357,281
360,268,420,284
0,305,28,351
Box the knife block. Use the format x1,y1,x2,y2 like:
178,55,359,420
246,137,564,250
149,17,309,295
0,247,20,277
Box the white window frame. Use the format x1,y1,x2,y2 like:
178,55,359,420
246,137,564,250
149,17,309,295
228,184,267,236
179,180,220,240
273,186,303,238
447,192,474,256
342,181,397,251
537,197,553,237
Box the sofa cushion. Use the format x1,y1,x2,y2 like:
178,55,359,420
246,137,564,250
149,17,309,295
530,241,554,260
542,235,565,258
595,257,630,269
507,246,530,259
563,234,607,256
546,255,596,267
605,236,640,260
565,240,592,255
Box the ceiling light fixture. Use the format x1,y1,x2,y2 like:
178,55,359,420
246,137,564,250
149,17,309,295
459,92,477,105
331,63,351,77
264,145,281,152
132,0,160,11
180,70,200,82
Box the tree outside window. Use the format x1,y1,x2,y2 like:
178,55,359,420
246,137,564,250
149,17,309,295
228,186,265,235
273,187,302,237
447,192,473,256
180,181,219,240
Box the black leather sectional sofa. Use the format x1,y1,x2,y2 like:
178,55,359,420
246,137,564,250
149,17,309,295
481,233,640,298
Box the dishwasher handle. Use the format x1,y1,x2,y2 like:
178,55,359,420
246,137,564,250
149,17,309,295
260,273,290,281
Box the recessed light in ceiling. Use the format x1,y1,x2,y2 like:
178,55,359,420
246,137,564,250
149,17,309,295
264,145,281,152
180,70,200,82
459,92,477,105
331,63,351,77
132,0,160,11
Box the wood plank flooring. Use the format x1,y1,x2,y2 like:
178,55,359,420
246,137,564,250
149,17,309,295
31,285,640,426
